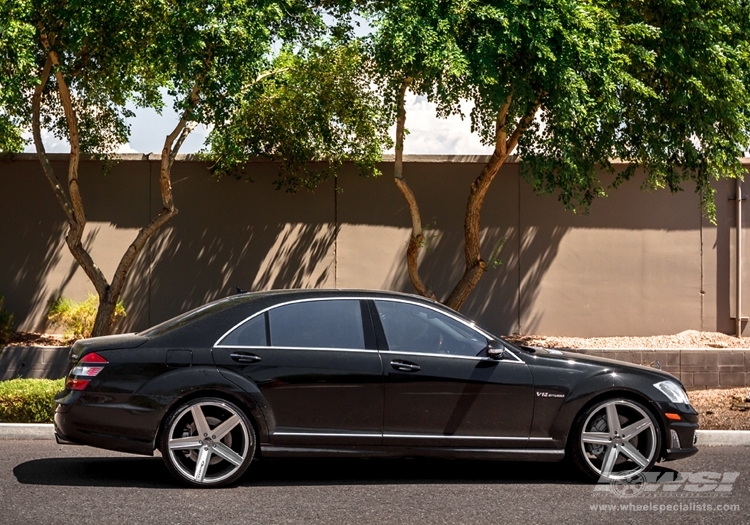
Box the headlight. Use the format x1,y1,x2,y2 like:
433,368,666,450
654,380,690,404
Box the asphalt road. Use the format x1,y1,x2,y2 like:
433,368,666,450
0,441,748,525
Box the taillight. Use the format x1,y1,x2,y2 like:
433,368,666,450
66,378,91,391
67,352,108,390
81,352,108,363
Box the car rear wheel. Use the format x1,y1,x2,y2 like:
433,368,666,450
571,398,661,482
160,397,255,487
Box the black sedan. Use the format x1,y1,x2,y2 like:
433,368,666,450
54,289,698,487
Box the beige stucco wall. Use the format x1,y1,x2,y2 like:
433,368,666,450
1,154,747,337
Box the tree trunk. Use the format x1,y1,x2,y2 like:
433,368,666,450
89,88,197,336
91,291,119,337
35,34,191,337
444,97,540,311
393,77,437,301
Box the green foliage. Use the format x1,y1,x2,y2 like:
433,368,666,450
0,378,65,423
0,295,14,345
0,0,166,155
487,235,510,270
370,0,750,219
1,0,367,337
157,0,324,136
47,294,125,339
209,37,392,191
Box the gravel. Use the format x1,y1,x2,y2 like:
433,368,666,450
504,329,750,349
5,332,72,347
688,387,750,430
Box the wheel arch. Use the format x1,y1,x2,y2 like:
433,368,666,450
153,388,266,456
563,388,669,461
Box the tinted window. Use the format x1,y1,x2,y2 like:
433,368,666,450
374,300,488,356
269,300,365,349
219,314,267,346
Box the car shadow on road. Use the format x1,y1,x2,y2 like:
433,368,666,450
13,456,681,490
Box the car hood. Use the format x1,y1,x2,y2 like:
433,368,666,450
519,345,679,383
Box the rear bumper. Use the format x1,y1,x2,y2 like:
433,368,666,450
54,396,159,456
54,431,81,446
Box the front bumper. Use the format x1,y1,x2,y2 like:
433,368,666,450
656,401,699,461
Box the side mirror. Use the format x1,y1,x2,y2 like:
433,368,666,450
486,341,506,360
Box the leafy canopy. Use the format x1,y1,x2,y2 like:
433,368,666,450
371,0,750,217
209,37,393,190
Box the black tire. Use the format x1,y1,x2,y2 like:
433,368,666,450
569,397,661,482
159,397,255,488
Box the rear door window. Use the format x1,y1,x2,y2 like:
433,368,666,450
268,299,365,349
219,314,268,346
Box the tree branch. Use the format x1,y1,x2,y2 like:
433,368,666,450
32,55,76,225
105,84,199,319
40,33,85,227
444,96,541,310
392,77,437,301
38,32,111,300
495,94,512,158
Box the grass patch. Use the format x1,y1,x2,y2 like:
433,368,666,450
0,378,65,423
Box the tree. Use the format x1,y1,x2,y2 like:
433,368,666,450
370,0,750,311
208,36,392,193
0,0,371,336
2,0,166,335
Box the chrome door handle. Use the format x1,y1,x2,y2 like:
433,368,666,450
230,353,262,363
390,360,420,372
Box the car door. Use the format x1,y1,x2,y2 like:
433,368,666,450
212,298,383,446
371,299,534,448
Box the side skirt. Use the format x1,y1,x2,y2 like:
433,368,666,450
260,445,565,462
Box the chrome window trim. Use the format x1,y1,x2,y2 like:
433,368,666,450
217,344,379,355
385,350,524,363
219,344,520,363
214,297,366,349
214,295,523,362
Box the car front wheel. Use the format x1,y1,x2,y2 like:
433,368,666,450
571,398,661,482
160,397,255,487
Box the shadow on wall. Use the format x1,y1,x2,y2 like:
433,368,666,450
0,157,152,332
380,220,569,335
2,220,67,332
1,156,721,337
122,161,338,330
0,157,92,332
336,161,570,335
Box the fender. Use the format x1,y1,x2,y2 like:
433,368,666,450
546,370,670,448
543,371,618,446
134,366,270,443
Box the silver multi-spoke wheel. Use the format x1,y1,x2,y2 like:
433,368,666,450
574,399,660,481
161,398,254,487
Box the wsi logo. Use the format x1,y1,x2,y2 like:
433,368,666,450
594,472,740,497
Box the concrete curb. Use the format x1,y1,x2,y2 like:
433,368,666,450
1,424,749,446
0,423,55,440
696,430,750,447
